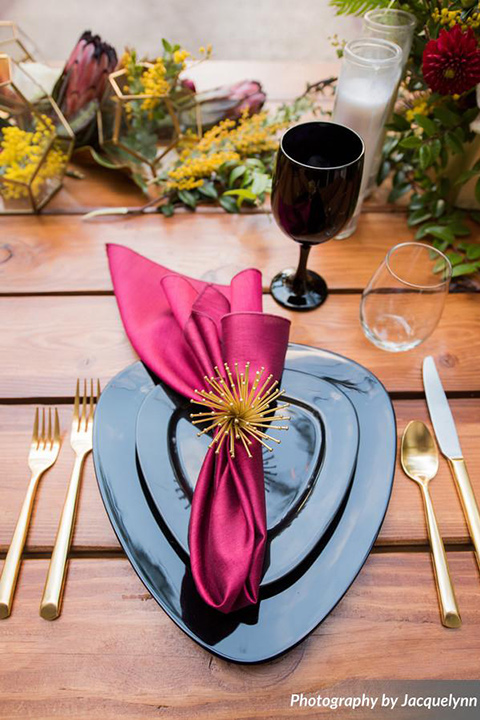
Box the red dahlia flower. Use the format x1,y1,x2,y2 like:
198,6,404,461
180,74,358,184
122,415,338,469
423,25,480,95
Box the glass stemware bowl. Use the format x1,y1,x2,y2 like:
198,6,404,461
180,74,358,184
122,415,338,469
270,121,364,311
360,242,452,352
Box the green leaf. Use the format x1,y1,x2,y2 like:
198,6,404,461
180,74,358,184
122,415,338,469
415,224,455,243
430,138,442,163
245,158,266,170
432,239,449,252
89,147,122,170
408,209,432,226
452,262,480,278
466,244,480,260
377,160,390,185
446,220,470,236
433,105,460,128
445,131,464,155
162,38,172,52
219,194,239,213
223,188,258,208
229,165,247,187
455,169,480,186
446,251,464,266
475,177,480,205
471,211,480,224
159,203,175,217
388,183,411,203
250,172,270,196
389,113,410,131
415,115,437,137
178,189,197,209
419,144,432,170
399,136,422,149
434,199,446,218
197,181,218,199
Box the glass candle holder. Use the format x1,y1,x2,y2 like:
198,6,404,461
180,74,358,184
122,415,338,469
363,9,417,71
362,9,417,193
360,242,452,352
332,38,402,239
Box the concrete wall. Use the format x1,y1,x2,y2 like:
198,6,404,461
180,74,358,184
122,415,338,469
1,0,361,62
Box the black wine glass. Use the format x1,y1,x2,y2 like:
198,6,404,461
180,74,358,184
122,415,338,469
270,121,364,310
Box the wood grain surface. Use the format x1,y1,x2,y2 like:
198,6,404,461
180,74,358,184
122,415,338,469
0,213,416,294
0,400,478,554
0,553,479,719
1,60,479,716
0,293,478,397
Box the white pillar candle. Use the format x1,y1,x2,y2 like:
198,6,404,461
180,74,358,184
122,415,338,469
333,39,402,238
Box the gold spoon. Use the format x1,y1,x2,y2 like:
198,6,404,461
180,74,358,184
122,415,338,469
401,420,461,628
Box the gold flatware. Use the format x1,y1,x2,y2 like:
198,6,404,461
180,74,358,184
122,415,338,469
423,356,480,573
401,420,461,628
0,408,61,619
40,380,99,620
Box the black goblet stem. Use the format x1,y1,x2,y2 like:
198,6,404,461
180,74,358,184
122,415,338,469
292,243,312,296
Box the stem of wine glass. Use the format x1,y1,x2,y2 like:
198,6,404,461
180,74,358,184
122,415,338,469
292,243,311,295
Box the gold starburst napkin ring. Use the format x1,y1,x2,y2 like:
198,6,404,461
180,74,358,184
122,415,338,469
190,362,290,458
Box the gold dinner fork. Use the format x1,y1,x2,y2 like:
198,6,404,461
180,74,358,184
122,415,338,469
0,408,61,619
40,380,100,620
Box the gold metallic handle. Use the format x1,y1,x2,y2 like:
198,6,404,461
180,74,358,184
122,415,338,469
0,472,41,619
449,457,480,572
421,483,461,628
40,453,87,620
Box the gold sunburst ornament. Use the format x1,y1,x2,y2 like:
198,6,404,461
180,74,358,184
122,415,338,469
190,362,290,458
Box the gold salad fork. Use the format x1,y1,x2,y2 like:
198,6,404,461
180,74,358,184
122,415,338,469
40,380,100,620
0,408,61,619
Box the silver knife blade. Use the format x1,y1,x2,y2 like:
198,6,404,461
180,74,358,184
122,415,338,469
423,356,462,459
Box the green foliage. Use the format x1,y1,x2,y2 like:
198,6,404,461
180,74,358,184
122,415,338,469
329,0,389,16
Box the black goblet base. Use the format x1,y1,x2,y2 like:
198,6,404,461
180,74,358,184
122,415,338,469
270,268,328,311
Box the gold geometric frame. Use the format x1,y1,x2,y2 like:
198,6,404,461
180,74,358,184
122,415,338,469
98,63,183,174
0,21,36,63
0,53,75,213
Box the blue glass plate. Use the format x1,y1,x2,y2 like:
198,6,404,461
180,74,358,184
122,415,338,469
93,344,396,663
136,370,359,585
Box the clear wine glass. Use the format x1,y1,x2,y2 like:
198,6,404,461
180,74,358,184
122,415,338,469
360,242,452,352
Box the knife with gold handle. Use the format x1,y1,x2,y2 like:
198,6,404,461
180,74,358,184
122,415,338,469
423,357,480,571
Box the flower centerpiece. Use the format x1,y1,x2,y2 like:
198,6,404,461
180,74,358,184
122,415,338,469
332,0,480,283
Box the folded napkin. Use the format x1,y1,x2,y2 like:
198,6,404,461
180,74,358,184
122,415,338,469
107,244,290,613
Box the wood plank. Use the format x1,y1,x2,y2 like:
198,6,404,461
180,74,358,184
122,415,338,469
0,294,478,397
265,293,480,393
0,553,478,719
0,400,478,553
0,213,417,294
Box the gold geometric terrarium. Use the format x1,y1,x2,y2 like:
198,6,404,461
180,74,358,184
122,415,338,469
0,54,74,213
98,63,183,178
0,21,36,63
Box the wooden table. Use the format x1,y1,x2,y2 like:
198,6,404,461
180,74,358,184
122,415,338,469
1,62,479,719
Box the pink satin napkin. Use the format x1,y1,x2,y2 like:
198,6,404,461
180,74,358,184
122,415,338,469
107,244,290,613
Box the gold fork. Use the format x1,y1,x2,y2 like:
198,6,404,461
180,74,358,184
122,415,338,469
40,380,100,620
0,408,61,619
